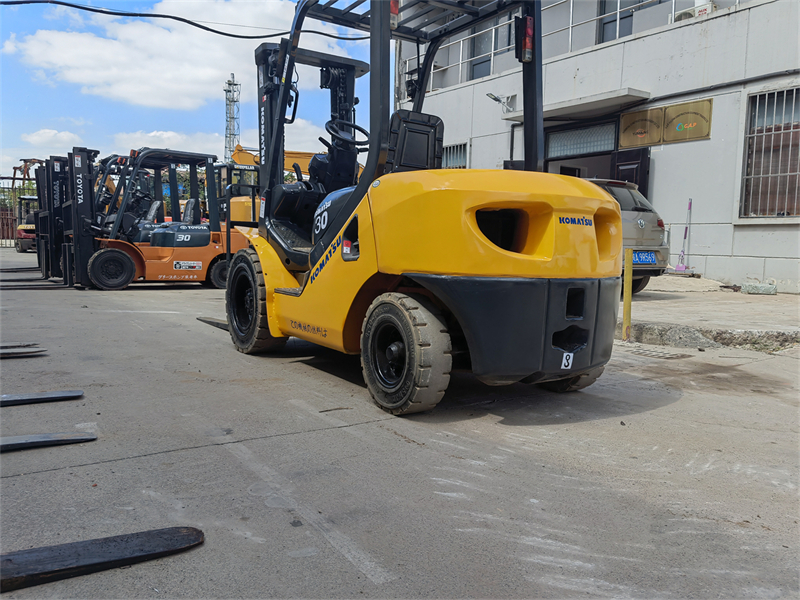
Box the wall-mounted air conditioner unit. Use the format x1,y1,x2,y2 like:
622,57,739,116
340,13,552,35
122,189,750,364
673,2,716,22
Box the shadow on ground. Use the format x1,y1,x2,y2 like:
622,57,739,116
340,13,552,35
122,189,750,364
275,339,682,427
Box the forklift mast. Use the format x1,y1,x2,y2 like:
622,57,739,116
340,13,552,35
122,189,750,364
64,147,100,287
34,156,68,280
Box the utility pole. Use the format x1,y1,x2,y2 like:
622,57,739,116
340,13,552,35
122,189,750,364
224,73,241,163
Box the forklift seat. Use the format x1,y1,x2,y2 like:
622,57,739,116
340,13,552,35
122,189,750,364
144,200,161,222
129,200,163,243
182,199,201,224
383,110,444,174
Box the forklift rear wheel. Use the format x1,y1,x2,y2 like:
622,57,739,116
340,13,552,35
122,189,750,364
87,249,136,291
538,366,604,393
226,248,287,354
15,240,26,253
361,293,452,415
207,259,228,290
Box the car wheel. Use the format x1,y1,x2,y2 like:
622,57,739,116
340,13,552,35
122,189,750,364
225,248,287,354
538,366,605,393
361,293,451,415
87,249,136,291
631,275,651,294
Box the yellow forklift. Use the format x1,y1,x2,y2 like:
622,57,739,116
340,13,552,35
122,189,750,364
226,0,623,414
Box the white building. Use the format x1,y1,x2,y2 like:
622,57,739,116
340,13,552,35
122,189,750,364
397,0,800,292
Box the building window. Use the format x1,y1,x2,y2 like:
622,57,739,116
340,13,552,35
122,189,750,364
443,143,468,169
467,12,515,81
740,88,800,218
398,9,518,100
546,123,617,159
597,0,635,44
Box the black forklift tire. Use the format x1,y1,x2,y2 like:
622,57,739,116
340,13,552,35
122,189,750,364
87,248,136,291
538,366,605,393
226,248,287,354
207,259,228,289
631,275,650,295
15,240,26,253
361,293,452,415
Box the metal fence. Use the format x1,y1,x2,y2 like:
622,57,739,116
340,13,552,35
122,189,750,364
0,208,16,247
0,179,36,248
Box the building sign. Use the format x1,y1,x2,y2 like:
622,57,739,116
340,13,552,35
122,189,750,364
619,108,664,149
619,99,713,148
663,99,713,143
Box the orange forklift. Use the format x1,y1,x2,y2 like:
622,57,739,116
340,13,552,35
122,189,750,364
53,147,249,290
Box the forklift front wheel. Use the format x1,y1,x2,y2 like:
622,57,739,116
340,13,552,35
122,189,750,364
226,248,287,354
87,248,136,291
361,293,452,416
14,240,26,253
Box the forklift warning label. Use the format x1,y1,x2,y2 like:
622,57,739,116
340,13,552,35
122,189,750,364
174,261,202,270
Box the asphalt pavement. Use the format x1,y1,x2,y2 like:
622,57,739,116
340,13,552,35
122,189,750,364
1,248,798,599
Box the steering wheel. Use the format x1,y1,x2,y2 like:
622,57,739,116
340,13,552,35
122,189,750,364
130,189,153,218
325,119,370,147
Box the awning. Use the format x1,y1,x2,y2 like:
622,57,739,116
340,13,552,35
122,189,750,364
502,88,651,123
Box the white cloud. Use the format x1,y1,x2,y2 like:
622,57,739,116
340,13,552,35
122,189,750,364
9,0,353,110
113,130,225,157
0,121,328,174
241,118,328,154
2,130,84,174
114,119,328,160
21,129,83,147
2,33,18,54
43,5,85,28
1,155,21,175
59,116,91,127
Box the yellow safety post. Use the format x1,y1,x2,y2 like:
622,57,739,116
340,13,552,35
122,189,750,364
622,248,633,342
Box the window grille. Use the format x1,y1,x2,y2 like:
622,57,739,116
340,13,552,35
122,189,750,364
740,88,800,218
546,123,616,159
443,143,468,169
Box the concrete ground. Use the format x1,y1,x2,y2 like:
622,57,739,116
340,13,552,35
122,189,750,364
618,273,800,351
1,247,798,599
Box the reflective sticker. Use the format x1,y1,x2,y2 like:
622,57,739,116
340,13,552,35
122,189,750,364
74,156,82,168
54,162,61,172
561,352,574,370
174,261,202,270
260,198,266,219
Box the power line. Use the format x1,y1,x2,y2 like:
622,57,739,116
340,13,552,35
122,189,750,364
0,0,369,41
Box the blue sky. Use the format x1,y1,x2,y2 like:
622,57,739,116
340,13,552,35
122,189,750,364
0,0,373,174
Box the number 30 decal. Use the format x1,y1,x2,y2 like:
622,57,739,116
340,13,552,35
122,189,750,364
177,234,191,242
314,211,328,234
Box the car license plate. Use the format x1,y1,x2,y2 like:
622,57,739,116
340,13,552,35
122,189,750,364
632,251,656,265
